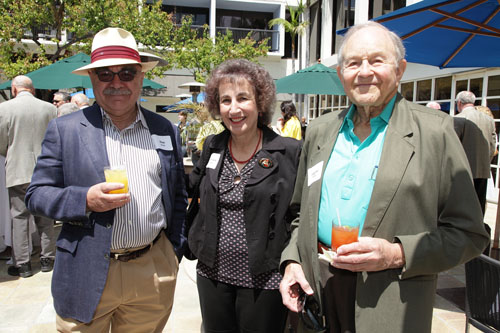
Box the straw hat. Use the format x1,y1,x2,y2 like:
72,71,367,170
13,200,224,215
73,27,159,76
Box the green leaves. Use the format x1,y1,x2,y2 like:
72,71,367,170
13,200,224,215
0,0,269,83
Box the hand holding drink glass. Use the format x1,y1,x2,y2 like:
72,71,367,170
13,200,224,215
104,165,129,194
331,208,359,251
319,208,360,263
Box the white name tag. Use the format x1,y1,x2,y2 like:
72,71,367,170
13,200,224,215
308,161,324,187
207,153,221,169
152,135,173,151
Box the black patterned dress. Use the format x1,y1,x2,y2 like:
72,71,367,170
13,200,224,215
197,149,282,289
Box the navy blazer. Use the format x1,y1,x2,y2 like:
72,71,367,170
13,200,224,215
26,104,187,323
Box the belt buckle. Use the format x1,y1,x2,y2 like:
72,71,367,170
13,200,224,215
113,252,127,260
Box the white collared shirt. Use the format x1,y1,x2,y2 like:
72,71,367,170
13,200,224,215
101,107,166,250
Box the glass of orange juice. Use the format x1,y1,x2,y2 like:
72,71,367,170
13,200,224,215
331,212,359,251
104,165,129,194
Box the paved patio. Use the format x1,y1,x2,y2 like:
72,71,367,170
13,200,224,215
0,203,496,332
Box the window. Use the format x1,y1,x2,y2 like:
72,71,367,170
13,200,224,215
401,82,414,101
435,76,452,100
416,79,431,101
309,2,322,63
161,5,209,26
369,0,405,19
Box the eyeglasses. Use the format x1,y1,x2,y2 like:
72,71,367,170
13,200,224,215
94,68,138,82
53,99,62,104
299,292,327,331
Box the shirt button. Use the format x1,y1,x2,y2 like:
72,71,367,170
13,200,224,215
349,175,354,181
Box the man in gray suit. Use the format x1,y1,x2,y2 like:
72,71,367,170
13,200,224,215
455,91,496,215
0,75,56,278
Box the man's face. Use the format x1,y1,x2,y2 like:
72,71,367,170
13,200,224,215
89,64,144,119
53,94,66,107
337,27,406,110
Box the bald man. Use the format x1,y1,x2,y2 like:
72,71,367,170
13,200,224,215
0,75,57,278
70,93,90,109
426,101,441,110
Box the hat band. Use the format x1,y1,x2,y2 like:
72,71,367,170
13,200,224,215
91,46,141,64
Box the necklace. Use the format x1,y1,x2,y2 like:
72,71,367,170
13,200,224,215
229,130,262,164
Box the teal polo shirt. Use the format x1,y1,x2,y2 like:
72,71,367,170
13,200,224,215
318,95,396,247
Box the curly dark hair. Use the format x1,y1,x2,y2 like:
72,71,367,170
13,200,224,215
204,59,276,127
280,100,297,123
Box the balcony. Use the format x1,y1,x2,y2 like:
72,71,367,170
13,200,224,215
216,27,279,52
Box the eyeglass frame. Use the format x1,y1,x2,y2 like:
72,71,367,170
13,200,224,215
92,67,139,82
299,292,327,332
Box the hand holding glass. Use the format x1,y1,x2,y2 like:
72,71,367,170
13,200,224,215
104,166,129,194
331,210,359,251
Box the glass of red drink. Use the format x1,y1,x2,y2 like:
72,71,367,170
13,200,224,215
331,217,359,251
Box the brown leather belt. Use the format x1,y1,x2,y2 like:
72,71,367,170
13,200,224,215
111,232,162,262
318,241,331,254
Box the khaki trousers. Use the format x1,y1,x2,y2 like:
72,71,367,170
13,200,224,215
56,232,179,333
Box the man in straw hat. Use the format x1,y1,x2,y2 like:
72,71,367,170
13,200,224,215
26,27,187,331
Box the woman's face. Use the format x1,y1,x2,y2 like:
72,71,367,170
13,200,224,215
218,78,259,137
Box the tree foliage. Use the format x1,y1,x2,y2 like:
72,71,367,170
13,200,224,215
164,17,270,83
0,1,269,83
268,0,309,59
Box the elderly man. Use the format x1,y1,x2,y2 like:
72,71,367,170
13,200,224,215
70,93,90,109
425,101,441,110
279,21,489,333
52,91,71,107
26,28,187,332
0,75,56,278
455,91,496,215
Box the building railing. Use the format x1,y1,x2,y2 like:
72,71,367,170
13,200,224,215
176,24,279,52
216,27,279,52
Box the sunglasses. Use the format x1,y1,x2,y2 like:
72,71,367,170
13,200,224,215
299,292,327,331
94,68,138,82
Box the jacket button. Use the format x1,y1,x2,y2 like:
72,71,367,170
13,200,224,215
270,193,277,204
106,224,112,229
104,253,110,260
269,231,275,240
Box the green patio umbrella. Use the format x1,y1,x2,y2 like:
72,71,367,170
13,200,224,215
275,63,345,95
0,53,165,90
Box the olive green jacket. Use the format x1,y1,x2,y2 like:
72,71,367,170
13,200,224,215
281,94,490,333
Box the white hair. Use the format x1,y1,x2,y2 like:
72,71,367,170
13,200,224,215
338,21,406,72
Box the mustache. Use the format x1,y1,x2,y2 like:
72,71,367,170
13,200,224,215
103,88,132,96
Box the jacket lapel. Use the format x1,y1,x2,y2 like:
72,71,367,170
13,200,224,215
247,128,282,186
362,95,415,236
79,105,109,181
307,111,345,236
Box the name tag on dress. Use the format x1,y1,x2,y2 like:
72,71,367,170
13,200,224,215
152,135,173,151
207,153,221,169
308,161,323,186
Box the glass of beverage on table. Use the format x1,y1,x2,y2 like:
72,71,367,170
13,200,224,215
104,165,129,194
331,209,359,251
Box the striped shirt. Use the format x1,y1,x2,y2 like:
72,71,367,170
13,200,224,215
102,107,166,250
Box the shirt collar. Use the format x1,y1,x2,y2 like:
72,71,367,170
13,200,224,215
100,102,149,130
342,94,397,130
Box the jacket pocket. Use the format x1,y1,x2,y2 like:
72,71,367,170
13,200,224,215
56,237,78,254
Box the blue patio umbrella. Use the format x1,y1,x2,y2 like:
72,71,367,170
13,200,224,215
338,0,500,68
164,92,205,112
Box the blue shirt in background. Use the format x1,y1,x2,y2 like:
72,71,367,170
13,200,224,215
317,95,396,247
